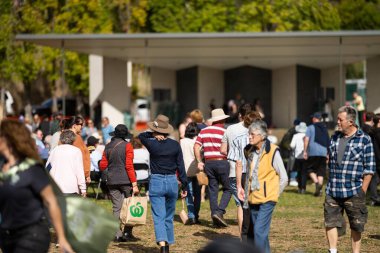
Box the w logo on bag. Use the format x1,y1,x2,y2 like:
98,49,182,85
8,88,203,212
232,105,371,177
130,202,144,217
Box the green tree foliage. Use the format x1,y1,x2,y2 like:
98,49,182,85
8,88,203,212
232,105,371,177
338,0,380,30
1,0,380,112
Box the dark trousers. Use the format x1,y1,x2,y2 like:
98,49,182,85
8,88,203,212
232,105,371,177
295,159,307,190
368,171,379,201
204,160,231,216
240,173,254,242
0,219,50,253
108,184,132,238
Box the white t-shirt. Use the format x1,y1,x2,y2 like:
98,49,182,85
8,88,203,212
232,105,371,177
222,122,247,177
133,148,150,181
290,132,306,159
180,137,198,177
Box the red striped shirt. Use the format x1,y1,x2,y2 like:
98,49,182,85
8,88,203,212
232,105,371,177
195,124,226,159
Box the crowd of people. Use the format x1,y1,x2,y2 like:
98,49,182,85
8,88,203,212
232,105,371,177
0,100,379,253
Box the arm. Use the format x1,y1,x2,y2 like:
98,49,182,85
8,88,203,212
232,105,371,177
125,143,139,195
236,160,245,201
220,132,228,155
138,131,154,149
273,150,289,194
303,136,310,160
41,185,74,253
177,146,188,193
75,151,87,197
194,143,204,171
99,150,108,171
362,138,376,193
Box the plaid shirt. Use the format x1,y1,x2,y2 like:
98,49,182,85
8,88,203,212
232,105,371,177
326,129,376,198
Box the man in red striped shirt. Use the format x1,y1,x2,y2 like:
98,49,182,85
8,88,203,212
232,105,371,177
194,108,232,227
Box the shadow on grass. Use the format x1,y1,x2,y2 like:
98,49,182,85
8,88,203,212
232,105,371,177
193,229,239,240
368,234,380,240
174,215,237,228
283,188,315,196
114,242,158,252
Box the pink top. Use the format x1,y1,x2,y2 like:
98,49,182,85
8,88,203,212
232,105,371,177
47,144,86,194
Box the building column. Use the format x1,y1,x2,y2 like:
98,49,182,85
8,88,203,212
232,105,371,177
272,66,296,128
366,56,380,112
198,67,224,119
89,55,131,126
321,66,346,120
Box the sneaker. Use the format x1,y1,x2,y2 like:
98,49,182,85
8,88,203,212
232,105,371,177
212,213,228,227
314,183,323,197
114,236,127,243
298,189,306,194
289,180,298,187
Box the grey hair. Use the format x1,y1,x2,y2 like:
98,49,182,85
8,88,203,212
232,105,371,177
59,130,76,145
338,106,357,123
248,120,268,139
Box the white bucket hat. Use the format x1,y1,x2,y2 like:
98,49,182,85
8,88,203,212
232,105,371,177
295,122,307,133
208,108,229,123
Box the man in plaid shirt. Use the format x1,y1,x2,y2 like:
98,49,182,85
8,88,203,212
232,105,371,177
325,106,375,253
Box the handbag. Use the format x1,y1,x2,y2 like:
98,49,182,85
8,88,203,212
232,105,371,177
49,176,118,253
179,199,188,224
196,171,209,186
120,195,147,229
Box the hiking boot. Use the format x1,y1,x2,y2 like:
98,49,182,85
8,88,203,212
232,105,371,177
298,189,306,194
160,245,169,253
186,218,196,226
114,236,127,243
212,213,228,227
314,183,323,197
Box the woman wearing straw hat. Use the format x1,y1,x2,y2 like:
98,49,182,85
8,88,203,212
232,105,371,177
138,115,188,253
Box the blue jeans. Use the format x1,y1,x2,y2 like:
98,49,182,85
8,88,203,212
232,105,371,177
149,174,178,245
204,160,231,216
186,177,201,219
250,201,276,253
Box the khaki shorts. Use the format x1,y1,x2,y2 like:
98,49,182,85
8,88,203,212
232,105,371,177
324,189,368,233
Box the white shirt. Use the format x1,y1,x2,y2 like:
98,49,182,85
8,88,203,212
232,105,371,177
222,122,247,177
47,144,86,194
90,149,102,172
133,148,150,181
180,137,198,177
290,132,306,159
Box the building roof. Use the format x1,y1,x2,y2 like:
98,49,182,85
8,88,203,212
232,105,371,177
16,31,380,70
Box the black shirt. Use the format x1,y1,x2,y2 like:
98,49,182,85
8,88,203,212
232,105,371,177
0,163,49,230
138,132,188,190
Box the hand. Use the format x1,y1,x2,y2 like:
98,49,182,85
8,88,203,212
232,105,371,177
154,134,166,141
81,192,87,198
132,185,140,195
197,162,205,171
181,190,187,198
58,238,74,253
303,151,308,160
237,186,245,202
86,177,91,184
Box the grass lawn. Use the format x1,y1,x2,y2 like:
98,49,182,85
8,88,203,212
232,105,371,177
50,184,380,253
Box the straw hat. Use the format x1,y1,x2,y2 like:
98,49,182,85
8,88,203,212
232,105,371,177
147,114,174,134
208,108,229,123
295,122,307,133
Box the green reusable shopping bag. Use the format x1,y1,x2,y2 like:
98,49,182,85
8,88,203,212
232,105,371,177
50,177,118,253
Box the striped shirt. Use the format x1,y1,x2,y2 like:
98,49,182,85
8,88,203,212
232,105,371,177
326,129,376,198
196,124,226,159
229,133,249,173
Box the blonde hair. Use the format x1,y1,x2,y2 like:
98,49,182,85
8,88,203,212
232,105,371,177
190,109,204,123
